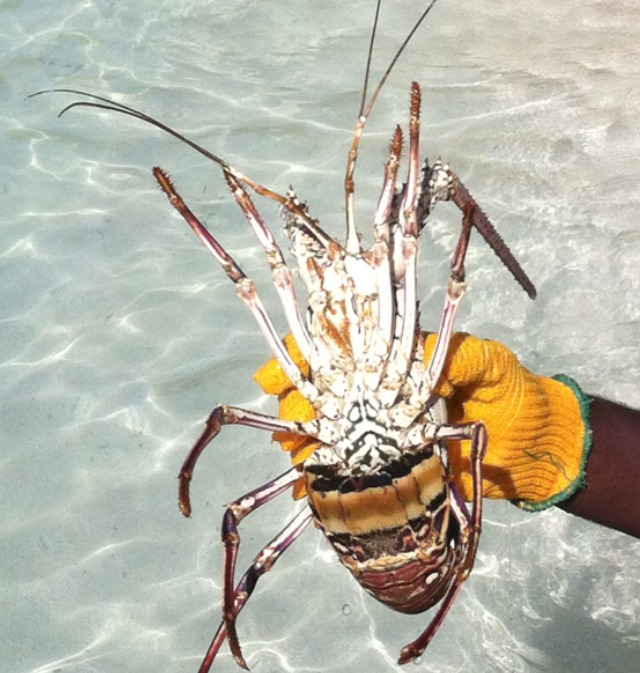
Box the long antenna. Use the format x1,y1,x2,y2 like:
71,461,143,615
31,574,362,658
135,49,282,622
344,0,440,253
358,0,383,117
28,89,336,248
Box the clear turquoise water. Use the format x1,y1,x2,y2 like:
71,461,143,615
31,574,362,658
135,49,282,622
2,1,640,672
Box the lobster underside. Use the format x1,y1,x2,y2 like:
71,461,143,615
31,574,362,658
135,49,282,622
162,81,530,670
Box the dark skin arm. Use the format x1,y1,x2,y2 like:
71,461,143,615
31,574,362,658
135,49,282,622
557,396,640,539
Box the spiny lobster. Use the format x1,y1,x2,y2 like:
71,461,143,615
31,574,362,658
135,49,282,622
33,0,536,669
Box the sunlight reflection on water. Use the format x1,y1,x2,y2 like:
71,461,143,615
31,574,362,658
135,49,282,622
3,1,640,672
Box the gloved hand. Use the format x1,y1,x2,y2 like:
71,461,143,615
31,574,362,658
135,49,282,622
423,332,592,510
254,334,320,500
254,332,592,510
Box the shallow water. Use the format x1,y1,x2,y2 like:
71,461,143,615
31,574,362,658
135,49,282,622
2,1,640,672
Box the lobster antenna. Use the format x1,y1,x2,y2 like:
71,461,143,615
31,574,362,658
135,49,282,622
29,89,232,168
344,0,440,253
28,89,332,244
358,0,383,118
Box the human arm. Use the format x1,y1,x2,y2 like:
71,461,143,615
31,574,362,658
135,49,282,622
557,396,640,538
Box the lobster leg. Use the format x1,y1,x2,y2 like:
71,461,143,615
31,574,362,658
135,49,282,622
371,125,403,344
419,161,536,300
197,507,313,673
423,200,474,394
450,178,536,299
153,167,319,404
441,421,488,577
398,421,487,664
383,84,422,387
223,170,312,359
397,574,465,666
398,82,422,367
222,476,311,668
178,405,310,517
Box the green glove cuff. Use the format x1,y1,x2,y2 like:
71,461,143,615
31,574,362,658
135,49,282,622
515,374,593,512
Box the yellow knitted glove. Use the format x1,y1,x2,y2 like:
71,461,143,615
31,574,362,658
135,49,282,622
255,333,592,510
254,334,319,500
423,332,592,510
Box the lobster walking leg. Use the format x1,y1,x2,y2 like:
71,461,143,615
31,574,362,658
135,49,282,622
153,166,319,403
371,125,403,344
424,200,474,392
197,508,312,673
399,421,487,664
442,421,488,577
223,170,312,358
179,405,309,517
398,82,422,365
204,474,311,672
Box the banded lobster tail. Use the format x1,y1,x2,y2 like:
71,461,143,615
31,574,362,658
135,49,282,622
33,0,536,670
